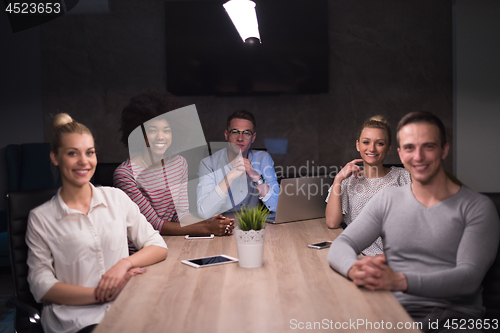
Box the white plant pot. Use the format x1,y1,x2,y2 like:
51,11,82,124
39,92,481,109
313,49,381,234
235,227,265,268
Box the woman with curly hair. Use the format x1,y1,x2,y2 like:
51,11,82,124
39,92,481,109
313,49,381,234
114,92,233,245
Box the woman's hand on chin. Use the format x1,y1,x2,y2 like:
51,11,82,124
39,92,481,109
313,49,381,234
337,159,364,182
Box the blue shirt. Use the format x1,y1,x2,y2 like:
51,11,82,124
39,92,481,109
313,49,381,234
197,148,279,218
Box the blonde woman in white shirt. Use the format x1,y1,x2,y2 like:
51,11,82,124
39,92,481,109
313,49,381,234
26,113,168,333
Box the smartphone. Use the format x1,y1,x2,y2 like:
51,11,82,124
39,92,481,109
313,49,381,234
181,255,238,268
308,241,332,249
185,234,214,239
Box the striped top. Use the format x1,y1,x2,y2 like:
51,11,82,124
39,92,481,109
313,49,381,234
113,156,190,234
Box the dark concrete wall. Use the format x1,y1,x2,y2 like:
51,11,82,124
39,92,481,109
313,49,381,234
455,0,500,192
0,14,44,208
40,0,453,175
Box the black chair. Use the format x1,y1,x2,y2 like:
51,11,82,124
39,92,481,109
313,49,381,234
92,162,121,187
2,143,61,270
7,188,58,333
481,192,500,321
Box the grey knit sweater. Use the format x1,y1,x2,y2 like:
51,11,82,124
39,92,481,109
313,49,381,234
328,184,500,316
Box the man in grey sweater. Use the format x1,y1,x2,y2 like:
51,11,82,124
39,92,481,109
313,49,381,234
328,112,500,332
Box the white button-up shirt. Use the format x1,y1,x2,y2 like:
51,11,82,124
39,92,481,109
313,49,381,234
26,185,167,333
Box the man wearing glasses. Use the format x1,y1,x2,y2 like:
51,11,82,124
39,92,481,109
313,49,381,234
197,110,279,219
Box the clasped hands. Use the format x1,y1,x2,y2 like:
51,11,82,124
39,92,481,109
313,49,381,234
229,154,260,183
95,259,146,303
347,254,408,292
208,214,234,236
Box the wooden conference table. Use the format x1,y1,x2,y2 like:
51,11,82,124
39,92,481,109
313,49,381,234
94,219,421,333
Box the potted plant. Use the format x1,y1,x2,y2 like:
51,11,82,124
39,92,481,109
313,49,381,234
234,205,269,268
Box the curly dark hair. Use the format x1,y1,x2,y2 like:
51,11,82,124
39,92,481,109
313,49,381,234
119,91,185,147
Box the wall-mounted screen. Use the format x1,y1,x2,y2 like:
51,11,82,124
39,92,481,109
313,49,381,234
165,0,328,96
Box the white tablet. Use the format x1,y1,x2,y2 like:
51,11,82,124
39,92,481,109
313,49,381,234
181,255,238,268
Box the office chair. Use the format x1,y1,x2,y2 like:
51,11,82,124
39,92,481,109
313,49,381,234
482,192,500,321
7,188,58,333
2,143,62,269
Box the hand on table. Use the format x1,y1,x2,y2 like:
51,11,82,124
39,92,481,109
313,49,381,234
347,254,407,292
207,214,234,236
107,267,146,302
95,260,146,303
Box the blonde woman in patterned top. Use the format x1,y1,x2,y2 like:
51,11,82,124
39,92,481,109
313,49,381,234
325,115,411,257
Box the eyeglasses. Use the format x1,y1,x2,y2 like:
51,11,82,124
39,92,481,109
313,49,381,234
228,129,254,139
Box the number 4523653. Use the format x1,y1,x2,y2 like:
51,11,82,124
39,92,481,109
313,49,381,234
5,2,62,14
444,318,498,330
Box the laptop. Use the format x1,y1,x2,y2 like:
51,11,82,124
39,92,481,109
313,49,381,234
267,176,333,224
